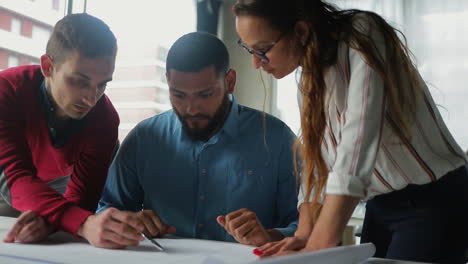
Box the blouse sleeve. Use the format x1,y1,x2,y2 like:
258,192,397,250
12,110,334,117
326,15,388,197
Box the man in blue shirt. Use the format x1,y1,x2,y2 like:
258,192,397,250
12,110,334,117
97,32,298,247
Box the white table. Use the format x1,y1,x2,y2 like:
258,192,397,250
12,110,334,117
0,216,256,264
0,216,426,264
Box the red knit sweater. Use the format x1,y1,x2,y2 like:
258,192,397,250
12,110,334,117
0,65,119,235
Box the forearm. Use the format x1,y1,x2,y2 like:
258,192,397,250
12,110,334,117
294,202,318,239
266,229,284,242
305,194,360,250
6,174,92,234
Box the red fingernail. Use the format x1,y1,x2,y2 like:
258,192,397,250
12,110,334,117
253,248,263,256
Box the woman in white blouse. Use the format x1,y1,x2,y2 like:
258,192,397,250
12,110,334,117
233,0,468,263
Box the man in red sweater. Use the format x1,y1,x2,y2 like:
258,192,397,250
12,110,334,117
0,13,144,248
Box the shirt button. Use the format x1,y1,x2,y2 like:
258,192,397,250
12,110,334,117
200,195,205,200
201,169,207,174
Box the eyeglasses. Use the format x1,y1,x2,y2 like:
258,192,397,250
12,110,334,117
237,33,284,64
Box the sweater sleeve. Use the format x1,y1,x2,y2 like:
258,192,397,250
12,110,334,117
62,96,119,232
0,77,93,234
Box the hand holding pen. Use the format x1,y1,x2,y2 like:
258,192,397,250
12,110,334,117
136,209,176,241
136,210,176,251
78,208,145,249
141,233,165,251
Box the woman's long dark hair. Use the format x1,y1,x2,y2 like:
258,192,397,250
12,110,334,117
234,0,421,221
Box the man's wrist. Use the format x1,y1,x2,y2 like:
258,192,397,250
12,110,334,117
266,229,284,242
77,214,93,238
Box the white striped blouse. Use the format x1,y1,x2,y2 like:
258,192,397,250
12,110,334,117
300,14,467,201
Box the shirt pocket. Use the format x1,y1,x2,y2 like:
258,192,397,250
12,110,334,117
226,157,273,212
229,157,270,188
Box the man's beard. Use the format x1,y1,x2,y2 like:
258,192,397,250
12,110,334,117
174,94,231,142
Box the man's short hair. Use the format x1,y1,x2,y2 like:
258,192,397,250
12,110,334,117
166,32,229,77
46,13,117,64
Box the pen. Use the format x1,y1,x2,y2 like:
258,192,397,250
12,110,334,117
141,233,165,251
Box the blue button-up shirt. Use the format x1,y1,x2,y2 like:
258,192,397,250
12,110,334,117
97,98,298,242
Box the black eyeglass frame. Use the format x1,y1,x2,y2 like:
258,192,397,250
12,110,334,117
237,33,285,63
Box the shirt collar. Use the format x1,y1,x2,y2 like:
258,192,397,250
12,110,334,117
40,80,55,114
39,81,82,147
220,94,240,139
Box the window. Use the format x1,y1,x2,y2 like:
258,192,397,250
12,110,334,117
11,17,21,34
156,66,167,84
157,46,169,62
32,25,51,44
0,0,196,141
52,0,60,10
0,1,59,71
8,55,19,68
87,1,196,140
